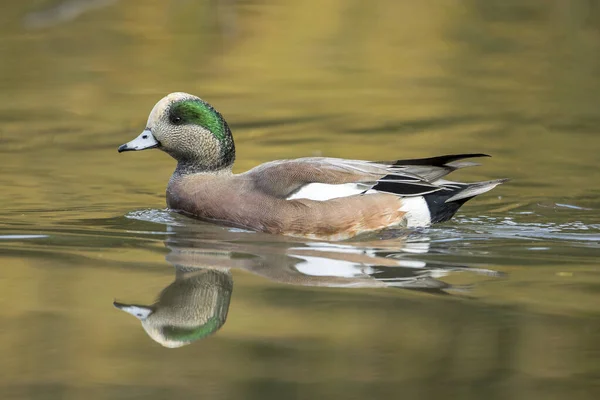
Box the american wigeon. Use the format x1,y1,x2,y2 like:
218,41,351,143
118,92,507,240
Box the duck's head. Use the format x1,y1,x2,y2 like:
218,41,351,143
118,92,235,172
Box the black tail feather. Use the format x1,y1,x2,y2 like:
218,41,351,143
424,179,507,223
424,185,472,223
371,180,440,196
391,153,490,167
372,154,491,184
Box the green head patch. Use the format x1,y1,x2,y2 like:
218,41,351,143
168,99,227,141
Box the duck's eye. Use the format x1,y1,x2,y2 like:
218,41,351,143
170,115,183,125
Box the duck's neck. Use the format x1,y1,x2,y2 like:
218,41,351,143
172,130,236,176
174,159,234,177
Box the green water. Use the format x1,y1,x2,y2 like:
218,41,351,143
1,1,599,399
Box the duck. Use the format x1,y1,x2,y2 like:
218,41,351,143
118,92,507,240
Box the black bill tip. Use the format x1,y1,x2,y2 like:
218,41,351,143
113,301,126,308
117,144,131,153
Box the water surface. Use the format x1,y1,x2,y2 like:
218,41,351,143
0,1,599,399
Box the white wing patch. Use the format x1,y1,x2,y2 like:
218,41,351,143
287,183,367,201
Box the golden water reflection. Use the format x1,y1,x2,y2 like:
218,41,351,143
0,0,599,398
113,221,505,347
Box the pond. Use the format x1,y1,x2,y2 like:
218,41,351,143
0,1,599,399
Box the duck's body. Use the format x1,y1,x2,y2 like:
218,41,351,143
167,163,407,241
119,92,506,240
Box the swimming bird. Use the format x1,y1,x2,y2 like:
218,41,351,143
118,92,506,240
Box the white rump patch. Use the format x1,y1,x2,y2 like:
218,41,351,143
399,196,431,228
287,183,366,201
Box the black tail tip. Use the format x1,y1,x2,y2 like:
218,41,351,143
424,179,507,223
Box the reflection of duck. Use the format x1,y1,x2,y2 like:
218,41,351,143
164,222,502,292
115,220,502,347
114,267,232,348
